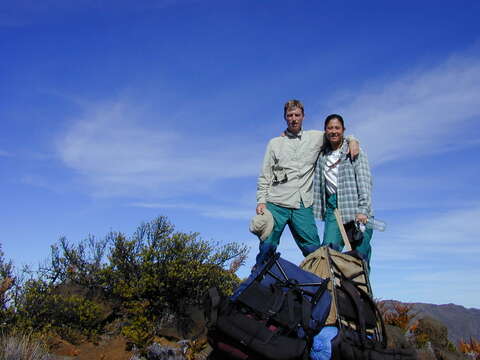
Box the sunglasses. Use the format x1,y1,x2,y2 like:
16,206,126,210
272,170,288,185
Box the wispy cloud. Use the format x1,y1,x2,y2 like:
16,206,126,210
56,100,263,198
131,201,252,220
370,205,480,307
318,52,480,166
373,166,480,212
19,174,66,193
375,205,480,261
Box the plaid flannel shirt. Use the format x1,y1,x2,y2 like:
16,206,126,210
313,141,373,223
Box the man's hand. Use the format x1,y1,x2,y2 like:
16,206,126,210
348,140,359,159
355,213,368,224
256,203,266,215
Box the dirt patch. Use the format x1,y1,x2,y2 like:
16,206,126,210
48,337,81,357
49,336,133,360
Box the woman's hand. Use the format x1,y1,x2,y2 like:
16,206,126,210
355,213,368,224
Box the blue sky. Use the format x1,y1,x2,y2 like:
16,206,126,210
1,0,480,308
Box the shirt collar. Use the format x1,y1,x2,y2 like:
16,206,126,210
325,139,348,155
285,129,303,139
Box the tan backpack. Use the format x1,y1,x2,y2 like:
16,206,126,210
300,247,372,327
300,247,417,360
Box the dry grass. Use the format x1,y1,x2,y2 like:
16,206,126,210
0,333,51,360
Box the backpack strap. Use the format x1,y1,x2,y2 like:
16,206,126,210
345,270,366,282
333,208,352,251
340,280,388,349
285,288,299,330
287,285,314,337
301,293,313,336
312,278,330,304
267,283,287,317
256,252,281,281
340,279,368,347
354,285,388,348
272,286,306,332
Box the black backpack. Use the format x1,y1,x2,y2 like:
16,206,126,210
206,253,332,360
329,277,416,359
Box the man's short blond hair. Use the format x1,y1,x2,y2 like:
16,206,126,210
283,99,304,118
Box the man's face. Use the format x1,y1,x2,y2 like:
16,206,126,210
285,107,304,134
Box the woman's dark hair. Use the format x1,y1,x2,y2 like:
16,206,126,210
324,114,345,130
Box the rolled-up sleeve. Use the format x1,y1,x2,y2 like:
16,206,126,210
256,140,274,204
353,150,372,216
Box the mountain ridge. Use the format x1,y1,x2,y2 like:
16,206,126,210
381,300,480,344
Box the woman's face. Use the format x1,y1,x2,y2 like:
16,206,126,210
325,118,345,145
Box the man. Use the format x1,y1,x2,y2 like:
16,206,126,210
255,100,359,266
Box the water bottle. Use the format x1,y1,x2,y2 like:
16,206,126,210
366,217,387,231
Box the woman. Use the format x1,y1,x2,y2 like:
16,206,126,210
312,114,374,266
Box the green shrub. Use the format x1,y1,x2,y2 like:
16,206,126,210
15,279,105,343
0,244,15,333
102,217,247,346
2,216,247,350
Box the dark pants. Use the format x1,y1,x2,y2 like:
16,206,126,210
255,201,321,266
322,193,373,267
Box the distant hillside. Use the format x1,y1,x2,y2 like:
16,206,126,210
381,300,480,344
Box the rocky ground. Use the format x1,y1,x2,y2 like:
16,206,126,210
45,320,473,360
43,301,475,360
386,317,473,360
